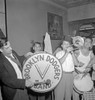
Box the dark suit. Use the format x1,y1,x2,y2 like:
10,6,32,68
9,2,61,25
0,51,29,100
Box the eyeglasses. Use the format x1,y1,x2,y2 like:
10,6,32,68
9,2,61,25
3,42,8,46
4,41,10,46
0,40,8,48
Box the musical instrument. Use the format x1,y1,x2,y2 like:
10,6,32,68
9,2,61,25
73,73,93,94
23,52,62,93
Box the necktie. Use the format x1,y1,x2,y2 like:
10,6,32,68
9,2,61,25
8,54,22,71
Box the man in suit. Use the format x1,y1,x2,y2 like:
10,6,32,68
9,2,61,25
0,37,33,100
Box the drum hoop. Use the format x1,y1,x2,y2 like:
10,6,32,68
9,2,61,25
73,84,94,94
23,51,44,65
73,74,94,94
23,52,63,93
73,84,84,94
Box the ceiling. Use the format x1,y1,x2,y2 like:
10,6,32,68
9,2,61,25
49,0,95,8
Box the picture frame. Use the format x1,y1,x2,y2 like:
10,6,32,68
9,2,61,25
47,12,63,40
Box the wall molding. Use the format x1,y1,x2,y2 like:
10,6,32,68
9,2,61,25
40,0,67,10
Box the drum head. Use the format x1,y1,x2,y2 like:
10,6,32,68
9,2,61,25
23,52,62,93
73,74,93,94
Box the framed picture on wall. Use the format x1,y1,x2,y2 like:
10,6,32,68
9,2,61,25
47,12,63,40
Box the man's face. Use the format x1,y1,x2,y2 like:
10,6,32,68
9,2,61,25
33,44,42,52
84,38,92,49
61,41,70,50
1,41,12,55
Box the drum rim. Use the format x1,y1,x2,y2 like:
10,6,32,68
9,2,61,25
73,84,84,94
73,70,94,94
73,84,94,94
23,52,63,93
73,81,94,94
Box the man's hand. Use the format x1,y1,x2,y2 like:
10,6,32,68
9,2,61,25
24,52,33,58
67,46,73,53
25,79,34,88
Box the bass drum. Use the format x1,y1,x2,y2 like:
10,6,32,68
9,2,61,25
73,73,93,94
23,52,62,93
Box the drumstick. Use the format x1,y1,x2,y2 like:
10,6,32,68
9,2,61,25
75,68,88,79
81,72,88,79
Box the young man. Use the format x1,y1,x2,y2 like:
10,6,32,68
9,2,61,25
54,39,79,100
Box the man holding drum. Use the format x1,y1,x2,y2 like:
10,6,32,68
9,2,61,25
73,37,94,100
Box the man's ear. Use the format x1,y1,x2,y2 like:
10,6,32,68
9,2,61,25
33,47,35,50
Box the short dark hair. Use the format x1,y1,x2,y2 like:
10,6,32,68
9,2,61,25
33,42,41,47
30,42,42,53
0,37,7,48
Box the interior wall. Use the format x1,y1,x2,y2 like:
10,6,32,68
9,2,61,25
5,0,68,55
68,3,95,21
68,3,95,36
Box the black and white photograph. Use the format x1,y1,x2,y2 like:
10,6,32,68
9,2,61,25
0,0,95,100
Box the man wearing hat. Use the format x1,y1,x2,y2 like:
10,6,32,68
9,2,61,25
0,31,33,100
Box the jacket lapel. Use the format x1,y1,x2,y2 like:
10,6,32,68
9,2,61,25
12,53,22,71
1,54,17,77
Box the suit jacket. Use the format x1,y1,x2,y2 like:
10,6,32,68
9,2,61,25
0,51,29,100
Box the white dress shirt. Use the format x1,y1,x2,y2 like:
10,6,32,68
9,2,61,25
56,50,74,72
5,55,23,79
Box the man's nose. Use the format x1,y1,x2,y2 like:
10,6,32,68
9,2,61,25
9,46,12,50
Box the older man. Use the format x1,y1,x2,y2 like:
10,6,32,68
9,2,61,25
0,37,33,100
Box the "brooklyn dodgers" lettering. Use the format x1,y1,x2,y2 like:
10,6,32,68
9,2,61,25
23,52,62,93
